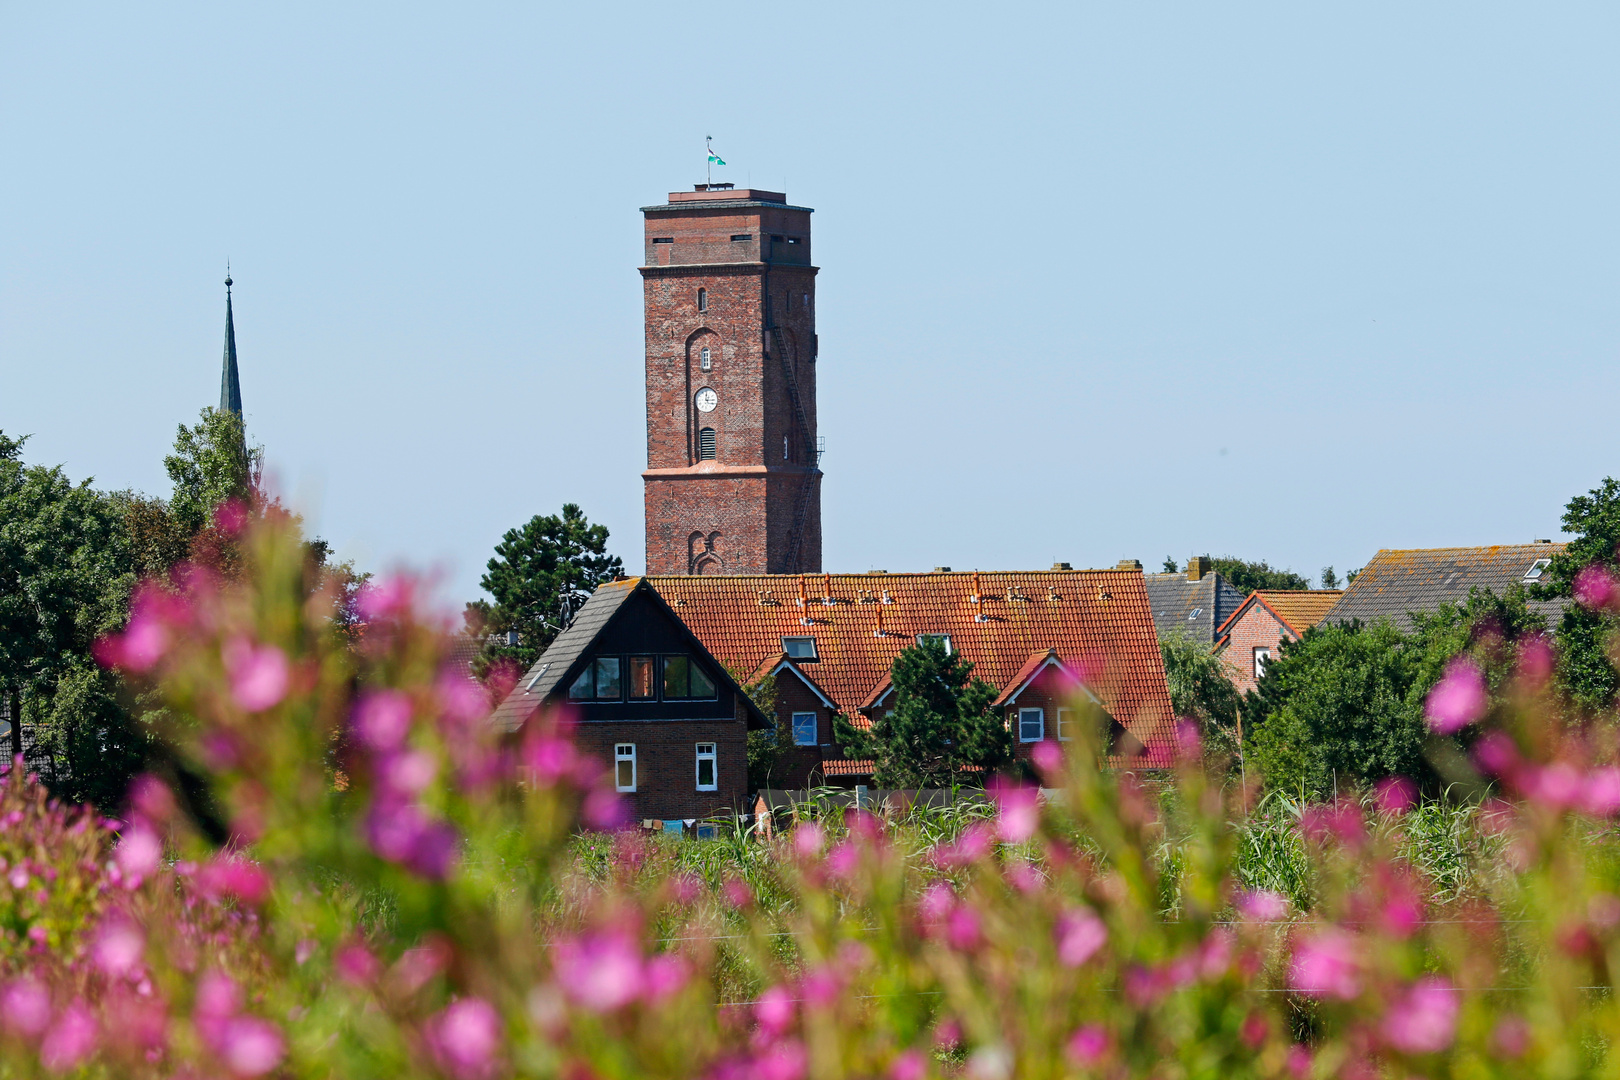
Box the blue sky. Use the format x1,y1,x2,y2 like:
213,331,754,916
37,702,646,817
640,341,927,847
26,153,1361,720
4,3,1617,604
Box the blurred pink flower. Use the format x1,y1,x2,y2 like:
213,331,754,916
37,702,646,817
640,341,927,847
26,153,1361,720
918,883,955,923
220,1017,286,1077
889,1049,927,1080
582,787,631,831
1492,1014,1531,1057
934,822,992,867
1199,928,1234,979
1289,929,1361,999
195,971,242,1021
793,822,825,858
1425,659,1486,734
1029,739,1063,777
356,575,416,621
94,584,187,672
1529,762,1584,810
1066,1024,1110,1065
1574,564,1617,610
212,498,250,536
39,1001,98,1071
1055,908,1107,966
335,943,381,985
353,690,414,753
363,801,460,879
222,638,289,713
753,1038,807,1080
1301,802,1365,845
92,916,145,977
801,967,839,1008
1517,635,1554,688
755,984,796,1035
671,873,703,905
127,774,177,823
554,930,643,1012
826,841,859,880
115,822,163,884
1583,767,1620,816
521,733,577,784
1175,719,1202,761
1,978,52,1036
945,906,982,951
1374,776,1418,815
723,878,754,908
994,786,1040,843
1473,732,1521,779
427,998,501,1080
437,670,490,725
377,750,438,797
196,856,270,905
643,954,690,1002
1381,976,1459,1054
1286,1044,1313,1079
8,865,28,889
1236,889,1289,921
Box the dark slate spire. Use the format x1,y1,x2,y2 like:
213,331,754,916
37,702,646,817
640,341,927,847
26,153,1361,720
220,272,242,417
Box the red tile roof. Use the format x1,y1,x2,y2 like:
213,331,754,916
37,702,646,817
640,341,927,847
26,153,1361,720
1214,589,1343,644
645,570,1174,749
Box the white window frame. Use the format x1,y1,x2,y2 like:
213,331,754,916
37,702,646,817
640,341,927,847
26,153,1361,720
697,287,707,312
700,346,712,371
917,633,952,654
614,744,637,792
1056,707,1074,742
1253,647,1271,680
791,712,818,746
1019,708,1044,743
695,743,717,791
782,636,817,660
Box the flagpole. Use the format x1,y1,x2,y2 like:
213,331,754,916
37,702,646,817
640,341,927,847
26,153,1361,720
706,136,711,187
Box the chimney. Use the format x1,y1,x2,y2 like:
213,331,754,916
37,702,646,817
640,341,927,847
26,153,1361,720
1186,556,1211,582
1051,561,1072,570
1115,559,1141,571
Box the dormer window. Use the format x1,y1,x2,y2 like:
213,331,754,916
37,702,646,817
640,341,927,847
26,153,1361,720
697,288,707,312
918,633,952,654
782,636,818,660
700,346,712,371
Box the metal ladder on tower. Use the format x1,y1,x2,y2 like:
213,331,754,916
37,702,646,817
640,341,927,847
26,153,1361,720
766,311,820,573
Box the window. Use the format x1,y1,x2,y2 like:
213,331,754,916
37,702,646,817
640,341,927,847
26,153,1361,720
1524,558,1552,583
1056,708,1074,742
628,657,656,700
695,743,717,791
1253,648,1271,680
698,428,716,460
651,237,673,244
697,288,707,312
568,657,622,700
917,634,952,654
1188,608,1203,621
786,236,801,245
782,636,818,660
700,346,712,371
1019,708,1044,743
615,744,636,792
663,655,717,700
792,712,817,746
730,234,752,242
783,435,789,461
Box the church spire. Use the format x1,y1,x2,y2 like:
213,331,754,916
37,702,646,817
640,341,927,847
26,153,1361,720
220,270,242,417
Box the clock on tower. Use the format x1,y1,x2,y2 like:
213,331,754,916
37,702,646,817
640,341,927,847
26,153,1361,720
640,185,822,576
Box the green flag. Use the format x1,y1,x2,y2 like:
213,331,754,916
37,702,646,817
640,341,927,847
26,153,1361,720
708,150,726,166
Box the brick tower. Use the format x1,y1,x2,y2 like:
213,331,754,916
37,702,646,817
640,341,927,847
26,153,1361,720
641,186,822,575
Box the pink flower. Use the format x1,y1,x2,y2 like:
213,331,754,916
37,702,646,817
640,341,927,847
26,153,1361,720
756,984,796,1035
39,1001,98,1071
753,1038,807,1080
554,930,643,1012
934,822,992,867
353,690,414,752
437,670,490,725
1066,1024,1110,1065
363,801,460,879
1288,929,1361,999
1,978,52,1036
1055,908,1107,966
826,841,859,880
1528,762,1584,810
220,1017,285,1077
222,639,290,713
196,856,270,905
377,750,438,797
94,584,188,672
212,498,250,536
427,998,501,1080
521,733,577,784
1425,659,1487,734
944,906,982,951
8,864,28,889
643,954,690,1002
335,943,380,985
918,883,956,923
1492,1014,1530,1057
889,1049,927,1080
1175,718,1203,761
195,971,242,1021
92,916,145,977
1381,976,1459,1054
994,786,1040,843
1473,731,1521,778
1300,802,1365,845
1574,564,1618,610
1518,635,1554,688
1236,889,1289,921
1583,767,1620,816
582,787,631,831
1374,776,1418,815
356,575,417,621
723,878,754,908
115,822,163,883
793,823,825,858
1029,739,1063,777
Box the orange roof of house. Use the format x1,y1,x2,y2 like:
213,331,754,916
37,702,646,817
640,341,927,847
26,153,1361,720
1213,589,1344,645
645,570,1174,749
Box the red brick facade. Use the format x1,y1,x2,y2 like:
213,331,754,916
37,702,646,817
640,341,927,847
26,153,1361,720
571,714,750,821
1215,602,1287,695
641,188,821,576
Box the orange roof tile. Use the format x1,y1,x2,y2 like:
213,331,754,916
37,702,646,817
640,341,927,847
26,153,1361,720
1257,590,1343,635
646,570,1174,749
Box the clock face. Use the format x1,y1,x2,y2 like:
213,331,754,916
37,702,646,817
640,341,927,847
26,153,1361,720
694,388,718,413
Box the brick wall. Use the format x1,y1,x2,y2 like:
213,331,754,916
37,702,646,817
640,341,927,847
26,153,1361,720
1002,664,1090,764
641,193,820,575
770,669,834,788
1218,604,1289,695
572,713,749,822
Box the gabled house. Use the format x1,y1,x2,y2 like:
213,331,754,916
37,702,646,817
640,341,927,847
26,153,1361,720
490,578,769,822
1213,590,1343,694
645,568,1175,784
1321,543,1568,634
1142,557,1247,645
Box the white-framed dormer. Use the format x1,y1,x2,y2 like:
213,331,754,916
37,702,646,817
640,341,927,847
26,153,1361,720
992,650,1104,712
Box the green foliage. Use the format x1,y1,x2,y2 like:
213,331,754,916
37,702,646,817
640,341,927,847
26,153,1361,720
1205,555,1310,594
1320,565,1339,589
836,638,1010,788
1534,476,1620,710
474,503,624,673
1161,556,1179,573
164,407,259,537
1246,588,1546,797
1159,633,1242,761
740,670,793,791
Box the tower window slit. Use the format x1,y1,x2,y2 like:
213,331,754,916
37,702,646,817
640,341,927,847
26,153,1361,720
698,428,716,460
696,287,707,312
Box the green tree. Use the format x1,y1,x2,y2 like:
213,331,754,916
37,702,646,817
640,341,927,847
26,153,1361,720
835,638,1010,789
473,504,624,672
164,407,260,538
739,670,794,792
1205,556,1310,594
1160,633,1242,763
1161,556,1179,573
1320,566,1340,589
1532,477,1620,711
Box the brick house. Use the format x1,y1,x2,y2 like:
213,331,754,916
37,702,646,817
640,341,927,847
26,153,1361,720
1212,590,1343,694
644,568,1175,784
1142,557,1246,645
489,578,769,823
1320,543,1568,633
